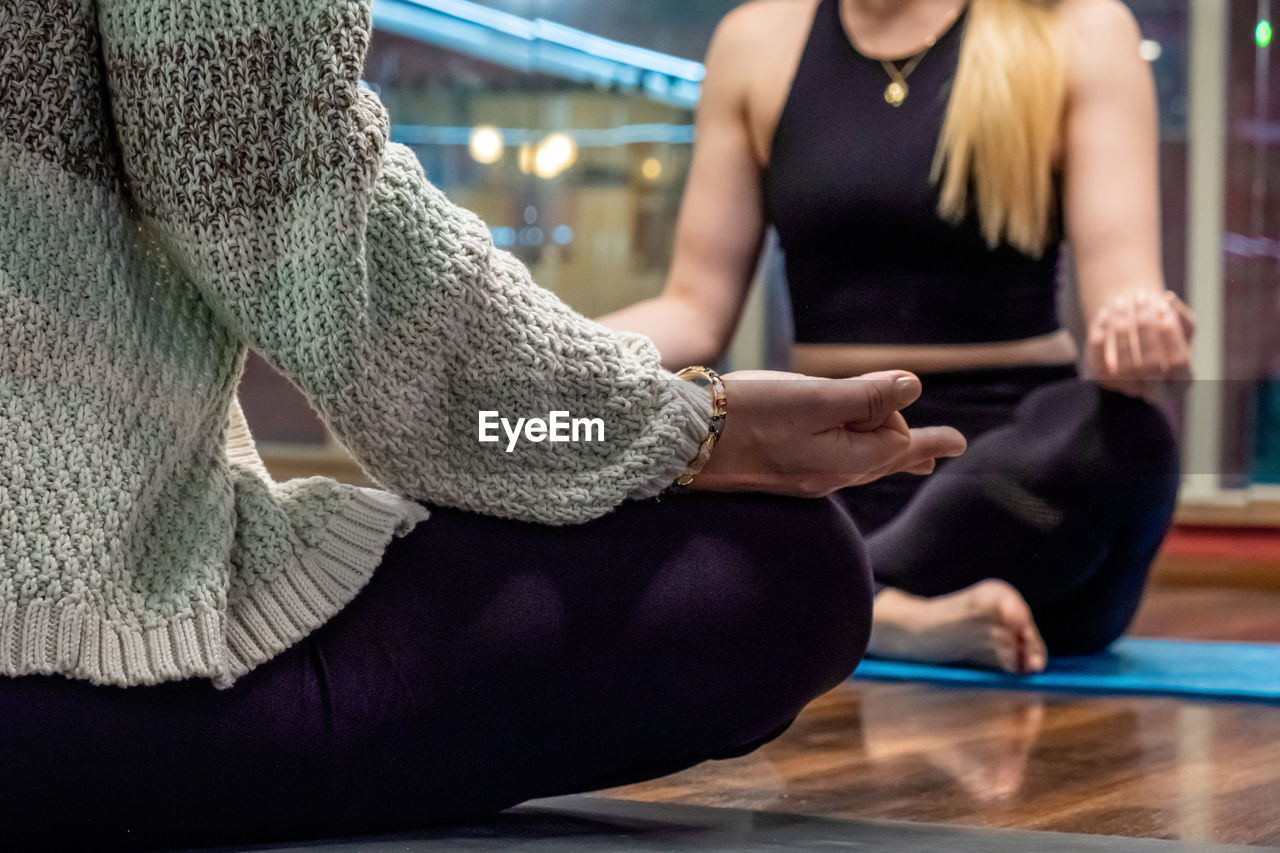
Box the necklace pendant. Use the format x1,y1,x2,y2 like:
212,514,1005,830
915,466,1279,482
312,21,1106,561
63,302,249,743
885,81,908,107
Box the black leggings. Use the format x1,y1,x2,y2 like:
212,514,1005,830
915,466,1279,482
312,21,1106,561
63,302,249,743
840,365,1180,655
0,492,871,850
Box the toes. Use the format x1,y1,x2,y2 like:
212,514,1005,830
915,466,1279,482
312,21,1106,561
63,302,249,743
1008,601,1048,674
985,582,1048,673
991,582,1032,626
986,626,1023,674
969,580,1048,675
867,580,1049,675
1020,623,1048,674
963,578,1017,616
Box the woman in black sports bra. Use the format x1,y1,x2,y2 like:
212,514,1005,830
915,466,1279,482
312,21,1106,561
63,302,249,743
603,0,1193,674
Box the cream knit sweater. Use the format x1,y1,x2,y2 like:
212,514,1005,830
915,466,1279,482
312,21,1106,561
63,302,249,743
0,0,710,688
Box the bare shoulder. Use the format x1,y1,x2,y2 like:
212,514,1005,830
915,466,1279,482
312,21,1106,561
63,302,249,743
1058,0,1143,79
1058,0,1141,36
705,0,822,163
707,0,820,66
714,0,821,39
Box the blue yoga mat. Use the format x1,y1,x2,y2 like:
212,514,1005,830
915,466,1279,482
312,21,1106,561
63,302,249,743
852,638,1280,703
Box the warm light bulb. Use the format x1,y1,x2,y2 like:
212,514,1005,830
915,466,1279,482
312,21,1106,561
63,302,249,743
518,142,535,174
468,125,504,165
641,157,663,181
534,133,578,179
533,147,560,179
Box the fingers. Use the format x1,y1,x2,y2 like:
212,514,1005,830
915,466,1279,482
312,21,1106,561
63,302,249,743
1087,309,1110,373
895,426,968,477
848,425,967,480
1087,302,1114,373
904,425,967,466
1136,291,1163,371
803,371,922,430
1101,293,1162,375
824,412,914,478
1155,298,1192,382
1164,290,1197,340
903,458,937,476
1125,293,1145,368
782,422,962,495
1086,290,1195,400
704,369,962,496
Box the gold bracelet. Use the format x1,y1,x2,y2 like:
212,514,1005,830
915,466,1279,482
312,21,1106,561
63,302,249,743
674,366,727,486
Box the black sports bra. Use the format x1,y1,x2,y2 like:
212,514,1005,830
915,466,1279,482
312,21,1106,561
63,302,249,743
762,0,1063,345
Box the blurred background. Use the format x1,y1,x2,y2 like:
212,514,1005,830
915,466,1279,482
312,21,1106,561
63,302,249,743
240,0,1280,522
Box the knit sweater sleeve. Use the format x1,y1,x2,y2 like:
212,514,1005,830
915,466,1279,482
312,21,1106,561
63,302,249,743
97,0,710,525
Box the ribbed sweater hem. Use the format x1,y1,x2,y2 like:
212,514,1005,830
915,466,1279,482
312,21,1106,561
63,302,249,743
0,600,227,687
220,487,429,688
0,488,429,688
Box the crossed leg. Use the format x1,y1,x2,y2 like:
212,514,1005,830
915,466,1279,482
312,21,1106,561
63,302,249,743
0,492,873,849
846,378,1179,672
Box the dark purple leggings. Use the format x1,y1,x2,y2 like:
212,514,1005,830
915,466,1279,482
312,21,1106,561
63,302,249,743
840,366,1181,655
0,492,871,850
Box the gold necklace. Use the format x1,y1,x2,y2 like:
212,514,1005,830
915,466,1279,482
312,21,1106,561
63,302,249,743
866,3,966,107
879,51,929,107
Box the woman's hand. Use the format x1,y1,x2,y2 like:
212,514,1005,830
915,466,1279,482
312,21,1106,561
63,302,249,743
1084,290,1195,402
688,370,967,497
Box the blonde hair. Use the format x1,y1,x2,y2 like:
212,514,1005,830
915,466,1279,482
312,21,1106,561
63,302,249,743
932,0,1066,256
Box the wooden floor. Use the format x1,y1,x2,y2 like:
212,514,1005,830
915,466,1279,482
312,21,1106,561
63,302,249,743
601,557,1280,847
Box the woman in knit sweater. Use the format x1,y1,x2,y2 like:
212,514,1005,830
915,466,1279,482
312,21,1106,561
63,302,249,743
0,0,964,846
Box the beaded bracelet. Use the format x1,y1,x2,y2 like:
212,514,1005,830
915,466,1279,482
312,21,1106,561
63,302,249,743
674,366,727,486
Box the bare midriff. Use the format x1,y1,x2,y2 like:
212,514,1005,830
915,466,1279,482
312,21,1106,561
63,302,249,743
792,329,1079,378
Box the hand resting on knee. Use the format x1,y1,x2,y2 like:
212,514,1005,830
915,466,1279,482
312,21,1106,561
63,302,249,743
687,370,967,498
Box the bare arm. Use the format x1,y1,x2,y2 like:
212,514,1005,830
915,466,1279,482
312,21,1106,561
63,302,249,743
598,8,772,368
1063,0,1192,396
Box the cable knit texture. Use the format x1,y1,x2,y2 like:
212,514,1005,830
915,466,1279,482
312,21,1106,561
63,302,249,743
0,0,710,687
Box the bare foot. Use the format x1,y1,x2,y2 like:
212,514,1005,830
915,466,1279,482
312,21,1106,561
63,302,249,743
868,579,1048,675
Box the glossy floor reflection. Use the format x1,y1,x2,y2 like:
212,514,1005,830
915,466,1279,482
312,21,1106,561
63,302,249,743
604,678,1280,846
602,581,1280,847
202,796,1266,852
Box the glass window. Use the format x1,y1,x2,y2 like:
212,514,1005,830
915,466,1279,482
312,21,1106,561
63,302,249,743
240,0,737,453
240,0,1275,514
365,0,737,317
1224,1,1280,487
